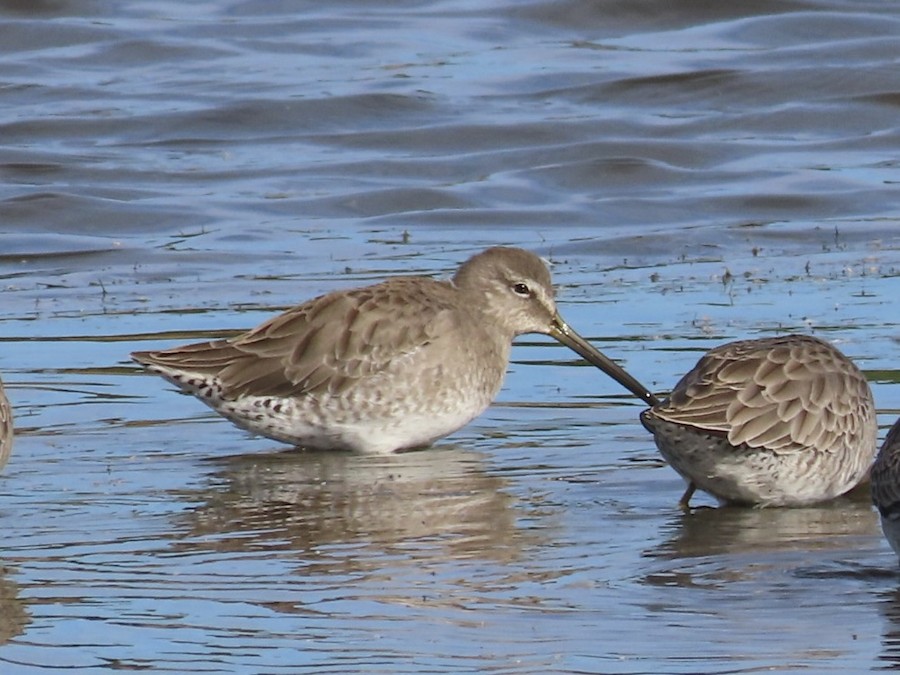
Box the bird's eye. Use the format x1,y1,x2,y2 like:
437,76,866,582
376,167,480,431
512,282,531,297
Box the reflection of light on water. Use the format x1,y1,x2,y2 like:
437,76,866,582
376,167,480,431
0,0,898,669
879,586,900,670
157,445,571,625
170,446,529,576
641,493,882,587
0,567,29,646
630,495,891,673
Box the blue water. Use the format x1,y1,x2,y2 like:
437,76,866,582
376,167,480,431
1,0,899,672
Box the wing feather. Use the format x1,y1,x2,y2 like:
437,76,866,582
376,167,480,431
133,276,461,399
651,335,874,455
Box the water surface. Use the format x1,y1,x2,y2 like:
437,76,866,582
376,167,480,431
1,0,899,672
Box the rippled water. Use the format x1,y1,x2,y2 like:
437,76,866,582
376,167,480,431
1,0,899,672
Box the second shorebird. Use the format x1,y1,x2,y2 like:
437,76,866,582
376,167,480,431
133,247,655,453
870,417,900,561
640,334,877,508
0,375,12,469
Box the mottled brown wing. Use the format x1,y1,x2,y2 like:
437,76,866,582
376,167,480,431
134,276,460,399
651,335,874,455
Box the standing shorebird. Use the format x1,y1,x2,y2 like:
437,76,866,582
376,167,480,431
133,247,655,453
871,417,900,560
640,334,877,508
0,375,12,469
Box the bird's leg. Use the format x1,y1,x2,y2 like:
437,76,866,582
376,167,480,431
678,482,697,511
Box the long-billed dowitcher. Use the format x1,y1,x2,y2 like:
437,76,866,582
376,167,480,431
640,334,877,508
871,418,900,560
133,247,655,452
0,375,12,469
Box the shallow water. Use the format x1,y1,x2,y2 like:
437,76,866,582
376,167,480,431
1,0,899,673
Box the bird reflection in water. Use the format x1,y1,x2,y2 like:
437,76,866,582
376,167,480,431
167,445,537,577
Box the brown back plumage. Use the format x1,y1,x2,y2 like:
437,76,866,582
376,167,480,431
133,276,463,399
650,334,875,455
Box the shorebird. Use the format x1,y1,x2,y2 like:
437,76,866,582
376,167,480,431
871,417,900,560
0,375,12,469
133,247,655,453
640,334,877,508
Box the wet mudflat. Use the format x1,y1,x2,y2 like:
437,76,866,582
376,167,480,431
1,0,899,672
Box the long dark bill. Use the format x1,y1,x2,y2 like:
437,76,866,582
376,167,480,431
550,317,661,407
